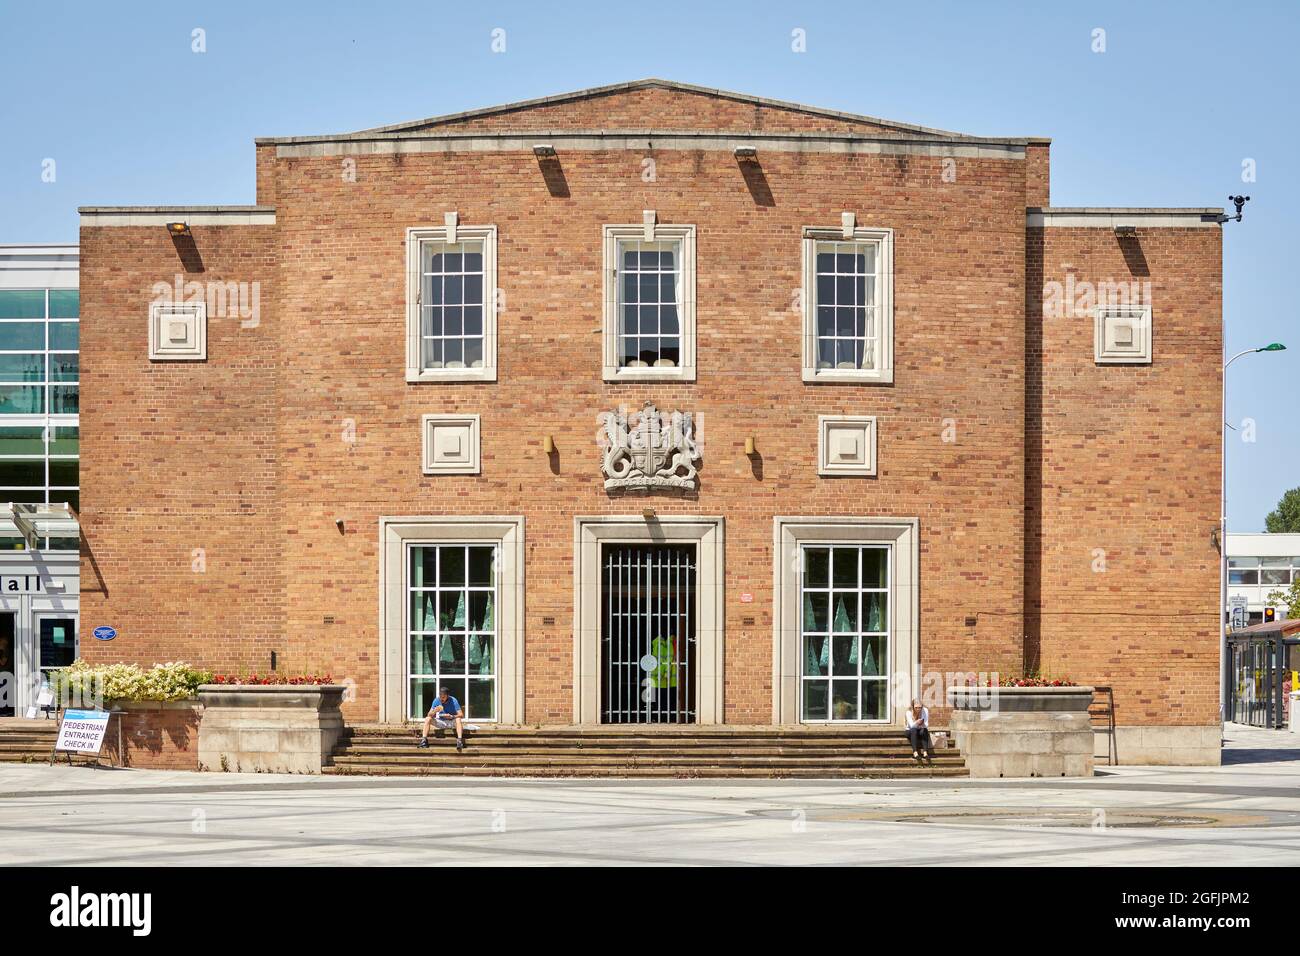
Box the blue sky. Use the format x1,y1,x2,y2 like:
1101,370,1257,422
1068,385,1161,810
2,0,1295,529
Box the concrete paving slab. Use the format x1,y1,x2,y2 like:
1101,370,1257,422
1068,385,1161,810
1,722,1297,866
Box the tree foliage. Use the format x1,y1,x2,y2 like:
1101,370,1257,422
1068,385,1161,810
1265,487,1300,533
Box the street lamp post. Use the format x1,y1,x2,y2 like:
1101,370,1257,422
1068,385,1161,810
1221,342,1286,719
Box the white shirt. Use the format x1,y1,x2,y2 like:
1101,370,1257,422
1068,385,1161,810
906,706,929,730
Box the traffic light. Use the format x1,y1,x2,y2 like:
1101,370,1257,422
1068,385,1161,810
1265,607,1276,623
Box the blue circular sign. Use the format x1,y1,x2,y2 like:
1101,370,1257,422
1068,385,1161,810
92,626,117,641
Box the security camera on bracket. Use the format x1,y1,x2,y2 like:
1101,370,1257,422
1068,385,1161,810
1214,195,1250,224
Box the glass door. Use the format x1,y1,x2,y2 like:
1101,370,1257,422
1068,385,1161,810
0,613,14,717
35,613,76,693
406,544,497,721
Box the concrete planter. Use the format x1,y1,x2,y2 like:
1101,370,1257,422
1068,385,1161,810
105,699,202,770
196,684,346,774
947,685,1095,778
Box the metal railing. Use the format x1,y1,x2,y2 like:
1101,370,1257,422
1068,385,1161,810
1227,636,1297,728
600,544,697,724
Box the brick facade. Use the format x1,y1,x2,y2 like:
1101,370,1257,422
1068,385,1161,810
78,81,1222,756
1027,224,1222,729
103,702,201,770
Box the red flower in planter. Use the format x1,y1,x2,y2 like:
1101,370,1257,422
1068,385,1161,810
207,673,335,686
997,675,1079,688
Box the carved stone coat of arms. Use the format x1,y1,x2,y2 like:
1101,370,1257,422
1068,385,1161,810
600,402,700,491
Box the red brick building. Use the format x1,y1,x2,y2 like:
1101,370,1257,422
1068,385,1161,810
78,80,1223,763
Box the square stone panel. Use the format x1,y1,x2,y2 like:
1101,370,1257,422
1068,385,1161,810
1094,306,1152,364
818,415,877,477
422,414,480,475
148,302,207,361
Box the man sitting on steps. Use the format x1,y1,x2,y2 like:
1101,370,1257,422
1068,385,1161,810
418,686,466,752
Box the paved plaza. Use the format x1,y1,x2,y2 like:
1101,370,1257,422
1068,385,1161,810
1,724,1297,866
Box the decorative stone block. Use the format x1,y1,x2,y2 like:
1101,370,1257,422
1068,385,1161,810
948,685,1096,777
421,414,480,475
196,684,346,774
818,416,877,476
148,301,207,361
1094,305,1152,364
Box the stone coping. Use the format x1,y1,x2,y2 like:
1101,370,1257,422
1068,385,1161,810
258,127,1040,148
106,699,202,711
197,683,347,693
1029,206,1221,215
1027,208,1220,228
196,684,348,710
949,685,1095,713
950,685,1094,694
79,208,277,228
77,205,275,214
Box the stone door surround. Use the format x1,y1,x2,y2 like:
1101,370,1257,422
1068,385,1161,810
572,515,725,725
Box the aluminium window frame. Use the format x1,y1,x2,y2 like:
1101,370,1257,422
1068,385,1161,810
0,287,79,551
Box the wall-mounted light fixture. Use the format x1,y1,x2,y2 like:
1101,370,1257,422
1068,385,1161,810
335,517,346,534
533,144,557,159
734,146,758,162
543,435,555,455
641,507,656,520
1113,224,1137,239
744,436,756,456
165,221,191,237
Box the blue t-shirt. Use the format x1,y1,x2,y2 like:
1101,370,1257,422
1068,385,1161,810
432,696,461,716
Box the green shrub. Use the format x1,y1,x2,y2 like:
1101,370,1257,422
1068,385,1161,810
46,660,213,704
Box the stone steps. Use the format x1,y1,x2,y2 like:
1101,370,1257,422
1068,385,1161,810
328,725,967,778
333,749,964,766
339,745,962,759
324,763,966,779
344,724,926,738
0,723,59,762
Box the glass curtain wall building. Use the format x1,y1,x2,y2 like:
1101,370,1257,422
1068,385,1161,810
0,244,80,716
0,280,78,549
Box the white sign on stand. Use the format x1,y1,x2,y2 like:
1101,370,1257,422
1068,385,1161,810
26,687,53,720
54,709,110,756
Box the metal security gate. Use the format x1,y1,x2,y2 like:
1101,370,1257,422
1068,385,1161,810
600,544,697,723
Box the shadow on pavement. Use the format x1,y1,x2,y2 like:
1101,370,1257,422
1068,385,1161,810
1221,747,1300,765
